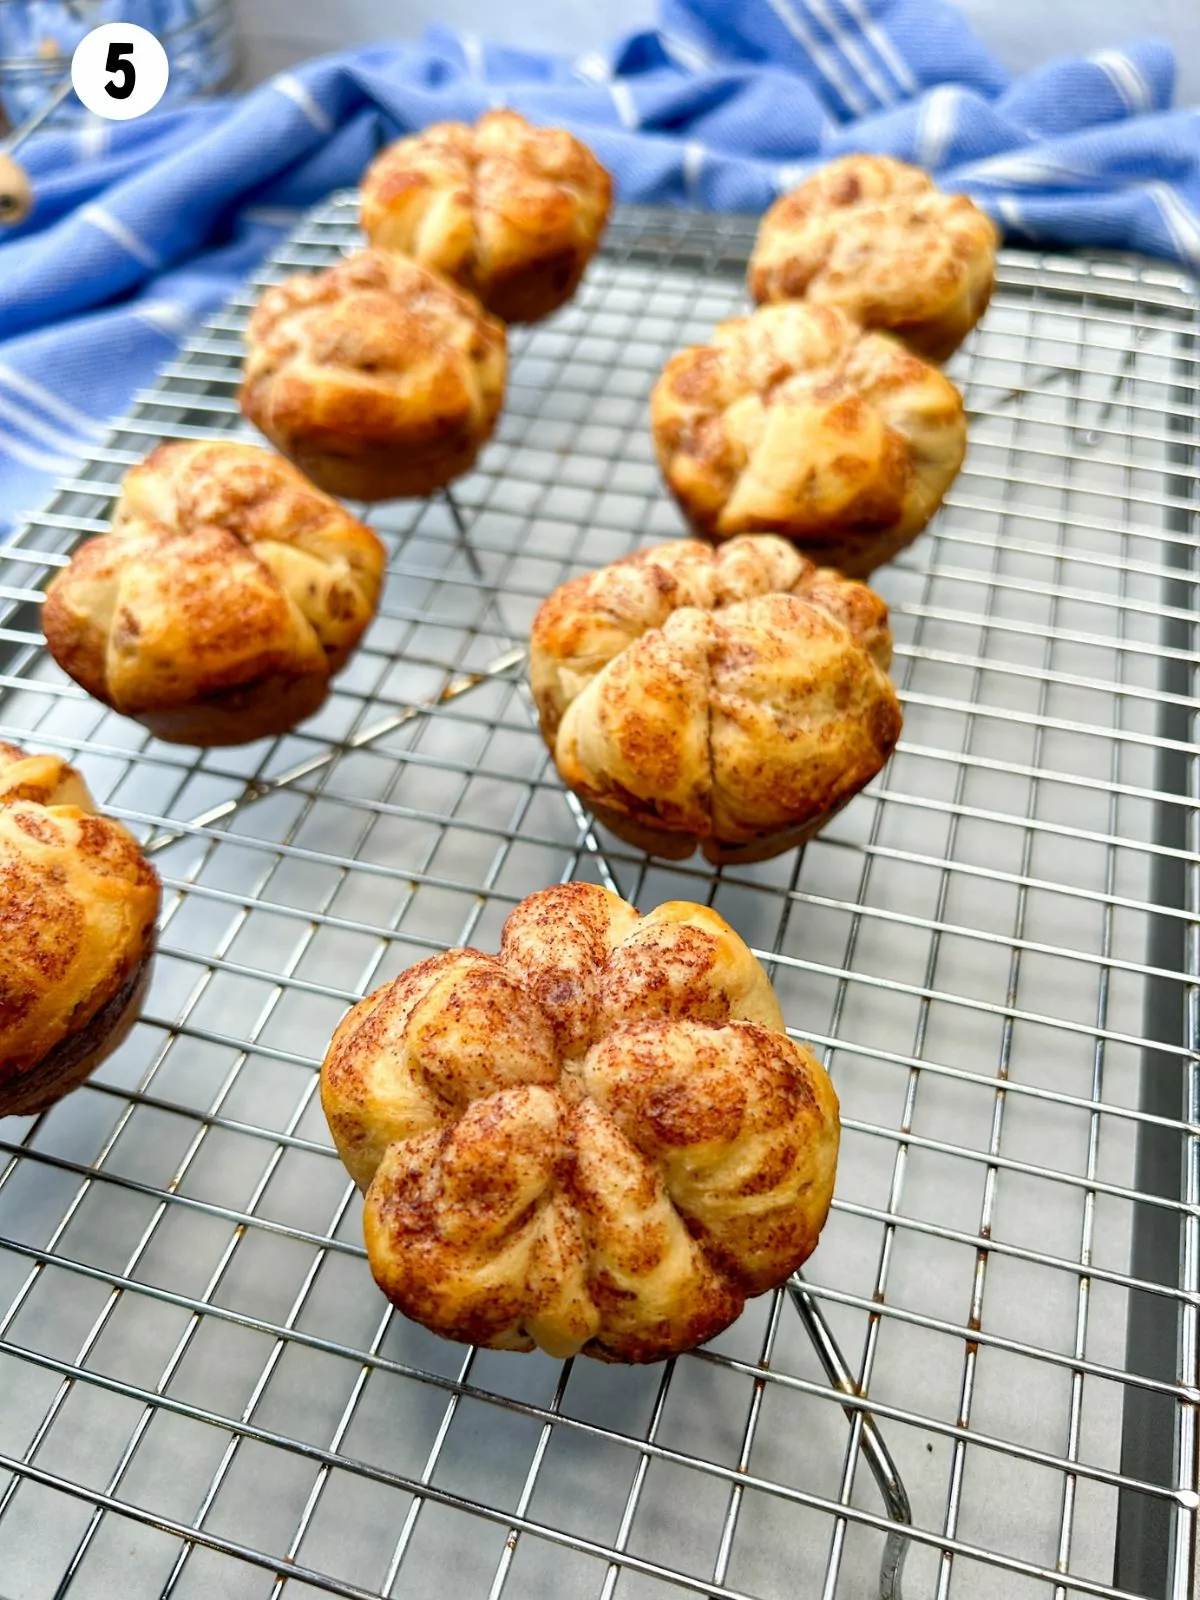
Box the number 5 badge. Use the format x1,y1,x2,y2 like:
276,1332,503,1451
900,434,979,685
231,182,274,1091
72,23,170,121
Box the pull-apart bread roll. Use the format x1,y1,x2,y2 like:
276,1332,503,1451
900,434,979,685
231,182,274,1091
749,154,998,362
361,110,612,323
0,744,159,1117
321,882,839,1362
651,301,966,577
240,249,507,501
530,536,902,863
43,441,385,746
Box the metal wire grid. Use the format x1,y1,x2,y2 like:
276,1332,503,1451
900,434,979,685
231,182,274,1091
0,199,1195,1600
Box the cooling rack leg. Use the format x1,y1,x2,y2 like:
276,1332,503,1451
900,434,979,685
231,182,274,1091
549,736,916,1599
788,1280,913,1600
133,640,527,855
443,485,485,580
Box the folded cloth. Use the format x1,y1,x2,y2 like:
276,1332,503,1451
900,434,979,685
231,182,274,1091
1,0,1198,530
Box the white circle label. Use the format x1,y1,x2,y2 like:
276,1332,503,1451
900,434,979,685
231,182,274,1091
71,23,170,121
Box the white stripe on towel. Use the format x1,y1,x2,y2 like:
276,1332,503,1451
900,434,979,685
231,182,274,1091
0,366,107,439
609,81,639,129
658,30,713,72
964,153,1096,187
683,141,707,201
837,0,917,96
80,204,160,268
574,52,611,82
1151,183,1200,271
78,118,109,162
0,425,79,474
272,73,334,134
459,32,486,81
761,0,868,116
0,393,94,455
804,0,898,108
1090,49,1153,114
136,301,194,337
919,85,960,171
775,158,818,193
997,195,1028,234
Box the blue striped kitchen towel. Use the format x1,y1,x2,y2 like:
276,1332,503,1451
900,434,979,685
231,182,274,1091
1,0,1197,528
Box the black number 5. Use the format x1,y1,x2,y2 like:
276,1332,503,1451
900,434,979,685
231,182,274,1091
105,42,136,100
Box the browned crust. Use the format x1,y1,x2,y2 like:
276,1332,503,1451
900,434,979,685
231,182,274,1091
585,789,861,865
0,947,152,1118
785,518,931,581
42,440,385,746
239,248,508,500
649,300,966,576
360,110,612,324
0,744,160,1110
320,882,840,1362
134,667,332,746
483,248,590,325
747,153,998,362
274,436,487,504
528,535,902,861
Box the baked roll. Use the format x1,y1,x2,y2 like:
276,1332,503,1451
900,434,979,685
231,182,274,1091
651,302,966,576
0,743,160,1118
240,249,507,501
530,535,902,863
43,441,385,747
749,154,998,362
361,110,612,323
321,881,839,1362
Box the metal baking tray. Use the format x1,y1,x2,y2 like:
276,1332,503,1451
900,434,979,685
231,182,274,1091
0,200,1194,1600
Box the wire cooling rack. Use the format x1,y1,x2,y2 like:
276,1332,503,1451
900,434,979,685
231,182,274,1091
0,200,1196,1600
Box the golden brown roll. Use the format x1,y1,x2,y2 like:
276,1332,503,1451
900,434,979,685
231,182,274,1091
321,881,839,1362
749,154,998,362
0,743,160,1118
42,440,386,747
240,248,508,501
361,110,612,323
651,301,966,577
530,535,902,863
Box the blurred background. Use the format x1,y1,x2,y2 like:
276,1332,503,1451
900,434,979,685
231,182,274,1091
232,0,1200,102
3,0,1197,136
